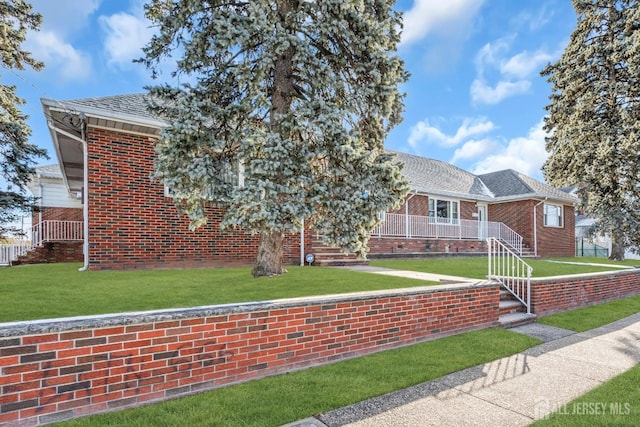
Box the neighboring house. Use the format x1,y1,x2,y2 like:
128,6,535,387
12,93,576,270
562,186,638,259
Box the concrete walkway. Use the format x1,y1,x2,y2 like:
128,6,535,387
333,265,487,285
284,313,640,427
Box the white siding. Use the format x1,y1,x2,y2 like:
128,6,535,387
34,178,82,208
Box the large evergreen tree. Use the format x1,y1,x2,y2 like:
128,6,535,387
0,0,46,239
140,0,409,276
541,0,640,260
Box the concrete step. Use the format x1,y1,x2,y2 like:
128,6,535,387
498,300,527,316
498,312,537,328
315,258,369,267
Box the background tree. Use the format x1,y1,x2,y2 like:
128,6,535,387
541,0,640,260
140,0,409,277
0,0,46,239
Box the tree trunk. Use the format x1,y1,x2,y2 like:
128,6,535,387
252,229,287,277
609,229,625,261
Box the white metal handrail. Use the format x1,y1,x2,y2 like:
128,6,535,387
487,237,532,314
373,213,523,254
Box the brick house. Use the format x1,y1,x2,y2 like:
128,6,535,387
15,93,576,269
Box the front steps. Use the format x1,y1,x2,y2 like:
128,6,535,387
309,237,368,267
498,288,536,327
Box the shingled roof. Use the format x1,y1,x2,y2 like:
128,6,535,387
43,93,576,205
392,151,576,204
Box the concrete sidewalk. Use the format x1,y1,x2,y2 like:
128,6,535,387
284,313,640,427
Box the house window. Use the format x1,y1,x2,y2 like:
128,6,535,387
544,203,563,227
428,198,459,223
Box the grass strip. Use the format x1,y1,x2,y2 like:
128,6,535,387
537,295,640,332
531,364,640,427
0,263,437,323
56,328,540,427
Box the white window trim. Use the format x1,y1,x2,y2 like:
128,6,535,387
543,203,563,228
428,197,460,224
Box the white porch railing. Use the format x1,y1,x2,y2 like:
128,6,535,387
0,221,84,266
487,237,532,314
32,220,84,247
373,213,523,254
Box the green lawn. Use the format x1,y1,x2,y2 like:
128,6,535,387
57,328,541,427
370,256,636,279
537,294,640,332
2,257,636,323
0,263,438,323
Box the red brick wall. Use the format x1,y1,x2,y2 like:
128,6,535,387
488,200,575,257
32,207,83,224
85,128,300,270
0,285,499,426
460,201,477,221
368,237,486,256
15,242,83,265
390,194,428,216
536,204,575,257
531,269,640,316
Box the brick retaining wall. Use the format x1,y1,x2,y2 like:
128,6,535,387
530,269,640,316
0,284,499,426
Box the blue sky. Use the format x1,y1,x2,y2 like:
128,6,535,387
7,0,577,182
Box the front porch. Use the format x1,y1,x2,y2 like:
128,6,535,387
309,213,531,266
372,213,526,255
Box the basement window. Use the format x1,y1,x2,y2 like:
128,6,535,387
544,203,563,227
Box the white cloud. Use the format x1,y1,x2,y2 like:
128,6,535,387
473,38,512,75
470,79,531,105
471,121,549,179
100,10,154,69
470,38,553,105
401,0,485,46
511,3,555,32
31,0,101,35
450,138,496,163
500,49,554,79
408,117,496,148
26,31,92,81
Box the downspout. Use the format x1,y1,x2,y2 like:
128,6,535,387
78,113,89,271
533,197,548,257
300,218,305,266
